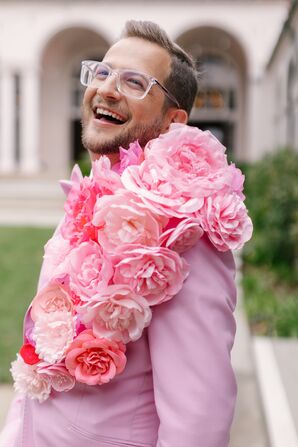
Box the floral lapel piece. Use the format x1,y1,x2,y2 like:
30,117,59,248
11,123,252,402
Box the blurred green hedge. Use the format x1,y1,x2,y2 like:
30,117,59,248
77,153,91,177
242,148,298,284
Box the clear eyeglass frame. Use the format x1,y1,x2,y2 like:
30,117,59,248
80,60,180,108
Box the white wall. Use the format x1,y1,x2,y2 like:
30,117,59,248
0,0,290,173
265,5,298,154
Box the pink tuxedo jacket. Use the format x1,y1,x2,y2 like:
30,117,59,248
6,234,237,447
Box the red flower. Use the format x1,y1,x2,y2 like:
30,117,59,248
20,343,40,365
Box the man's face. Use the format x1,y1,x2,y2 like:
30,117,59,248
81,37,173,161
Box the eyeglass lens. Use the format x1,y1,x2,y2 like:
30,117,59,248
81,62,151,98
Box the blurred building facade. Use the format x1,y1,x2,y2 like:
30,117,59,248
0,0,295,177
265,0,298,153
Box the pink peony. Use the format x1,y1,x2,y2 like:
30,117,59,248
38,362,76,392
91,156,123,195
65,329,126,385
42,233,72,278
229,163,245,200
197,192,253,251
11,355,52,402
79,285,152,343
31,277,74,322
159,218,204,253
113,141,144,174
113,245,189,305
92,190,165,252
32,311,76,363
64,241,113,300
61,176,101,246
59,164,83,198
122,123,230,218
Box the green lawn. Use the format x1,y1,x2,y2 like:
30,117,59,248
0,226,54,382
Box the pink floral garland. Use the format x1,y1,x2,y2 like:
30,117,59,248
11,123,253,402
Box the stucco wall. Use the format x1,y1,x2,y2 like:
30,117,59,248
0,0,289,174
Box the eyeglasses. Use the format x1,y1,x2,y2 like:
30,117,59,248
80,60,180,108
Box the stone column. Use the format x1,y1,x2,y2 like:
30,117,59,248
0,70,16,173
20,68,40,173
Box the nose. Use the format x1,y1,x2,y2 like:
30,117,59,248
94,73,121,101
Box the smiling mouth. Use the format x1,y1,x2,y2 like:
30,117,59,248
94,107,126,125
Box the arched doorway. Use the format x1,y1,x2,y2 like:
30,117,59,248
40,27,109,176
176,26,247,161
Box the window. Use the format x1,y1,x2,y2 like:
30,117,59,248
195,54,238,112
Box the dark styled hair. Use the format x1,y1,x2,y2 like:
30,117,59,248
121,20,198,115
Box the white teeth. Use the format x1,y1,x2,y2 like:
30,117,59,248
96,108,124,122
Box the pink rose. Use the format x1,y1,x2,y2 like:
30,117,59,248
65,329,126,385
65,241,113,300
122,123,229,218
79,285,152,343
113,141,144,174
61,176,101,246
113,245,189,305
32,311,76,363
38,362,75,392
197,192,253,251
31,277,74,322
11,355,52,402
91,156,123,195
92,190,165,252
160,218,204,253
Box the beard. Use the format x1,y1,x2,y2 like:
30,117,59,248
81,110,165,155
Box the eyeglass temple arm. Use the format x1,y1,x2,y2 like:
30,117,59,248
155,80,180,108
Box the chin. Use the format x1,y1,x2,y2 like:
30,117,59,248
82,130,121,156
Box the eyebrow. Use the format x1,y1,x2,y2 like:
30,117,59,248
101,61,145,74
101,61,113,68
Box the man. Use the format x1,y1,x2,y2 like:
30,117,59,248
2,20,237,447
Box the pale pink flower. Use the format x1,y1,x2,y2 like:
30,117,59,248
65,329,126,385
11,355,52,402
113,141,144,174
38,362,76,392
64,241,113,300
32,311,76,363
80,285,152,343
223,163,245,200
122,123,229,218
31,277,74,322
160,218,204,253
91,156,123,195
61,176,101,245
59,164,83,197
92,190,165,252
113,245,189,305
197,192,253,251
42,233,72,278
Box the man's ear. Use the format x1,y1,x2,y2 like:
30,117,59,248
163,108,188,131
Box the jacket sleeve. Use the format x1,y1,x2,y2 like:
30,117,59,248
147,235,237,447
